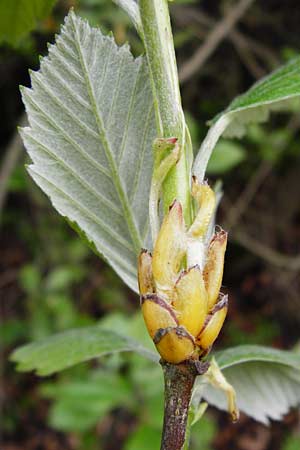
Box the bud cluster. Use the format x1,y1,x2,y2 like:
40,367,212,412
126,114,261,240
138,177,228,364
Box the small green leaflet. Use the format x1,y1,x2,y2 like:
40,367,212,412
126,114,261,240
20,11,156,293
10,323,158,376
199,345,300,424
193,56,300,181
0,0,57,46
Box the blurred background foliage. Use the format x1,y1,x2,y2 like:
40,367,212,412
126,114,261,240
1,0,300,449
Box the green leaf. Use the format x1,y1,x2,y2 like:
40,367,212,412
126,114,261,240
10,324,158,376
189,414,216,450
201,345,300,424
193,56,300,181
112,0,142,34
124,424,161,450
0,0,57,46
20,10,156,293
41,370,131,431
283,435,300,450
206,140,246,175
183,402,208,450
215,345,300,371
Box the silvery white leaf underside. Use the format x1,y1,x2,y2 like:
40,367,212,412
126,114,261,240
21,10,156,292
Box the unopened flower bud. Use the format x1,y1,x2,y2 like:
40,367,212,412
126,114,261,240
153,326,195,364
174,266,208,337
152,200,186,295
203,229,228,309
196,295,228,350
189,177,216,239
141,294,178,338
138,178,228,364
138,249,154,295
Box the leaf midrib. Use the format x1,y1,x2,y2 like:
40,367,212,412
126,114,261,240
70,13,142,253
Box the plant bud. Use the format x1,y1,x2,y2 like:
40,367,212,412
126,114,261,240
189,177,216,238
203,229,228,309
141,294,178,338
174,266,208,337
154,326,195,364
139,186,228,364
196,295,228,350
138,249,154,295
152,200,186,295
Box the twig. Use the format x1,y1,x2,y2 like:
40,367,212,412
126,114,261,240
232,230,300,271
160,361,198,450
174,11,265,79
230,31,279,69
225,160,273,230
0,114,26,221
172,5,279,70
230,31,266,78
179,0,256,83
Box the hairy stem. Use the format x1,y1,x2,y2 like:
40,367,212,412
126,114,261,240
160,361,198,450
139,0,192,225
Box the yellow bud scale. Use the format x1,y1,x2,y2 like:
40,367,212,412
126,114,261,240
138,178,228,364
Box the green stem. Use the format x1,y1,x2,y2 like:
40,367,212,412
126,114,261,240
160,361,198,450
139,0,192,225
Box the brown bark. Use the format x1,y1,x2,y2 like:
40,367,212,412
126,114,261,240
160,361,198,450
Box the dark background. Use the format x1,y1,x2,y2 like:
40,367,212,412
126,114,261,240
1,0,300,449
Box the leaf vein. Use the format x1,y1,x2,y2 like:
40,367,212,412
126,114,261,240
25,132,122,217
33,73,99,141
30,167,136,255
117,62,143,167
24,92,112,180
43,62,92,111
129,101,154,203
70,13,143,253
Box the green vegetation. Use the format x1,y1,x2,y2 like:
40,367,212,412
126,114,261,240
2,1,300,449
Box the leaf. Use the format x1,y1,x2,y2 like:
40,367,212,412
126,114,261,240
203,362,300,425
215,345,300,371
41,370,131,431
200,345,300,424
206,140,246,175
20,10,156,293
193,56,300,181
183,402,208,450
0,0,57,46
10,324,158,376
124,424,161,450
112,0,142,34
284,435,300,450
